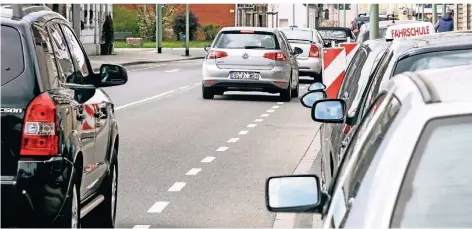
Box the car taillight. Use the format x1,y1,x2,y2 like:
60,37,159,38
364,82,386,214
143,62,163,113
207,50,227,59
309,45,319,58
20,93,59,157
263,52,286,61
343,124,351,134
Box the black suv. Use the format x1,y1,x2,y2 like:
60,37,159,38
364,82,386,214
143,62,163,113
1,5,127,228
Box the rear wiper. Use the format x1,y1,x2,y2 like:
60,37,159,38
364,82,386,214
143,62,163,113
244,46,266,49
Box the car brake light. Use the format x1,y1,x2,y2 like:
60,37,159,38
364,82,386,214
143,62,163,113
343,124,351,134
263,52,286,61
207,50,227,59
309,45,320,58
20,93,59,156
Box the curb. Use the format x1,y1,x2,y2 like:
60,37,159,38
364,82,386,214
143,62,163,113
92,56,205,71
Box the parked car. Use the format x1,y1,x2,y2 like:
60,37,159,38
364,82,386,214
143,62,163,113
1,4,127,228
317,27,356,46
202,27,301,101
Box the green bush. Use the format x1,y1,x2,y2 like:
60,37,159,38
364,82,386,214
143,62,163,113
172,11,199,41
202,24,219,40
112,6,139,37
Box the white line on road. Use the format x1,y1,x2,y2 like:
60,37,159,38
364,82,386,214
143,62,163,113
165,69,181,73
115,90,175,111
227,138,239,143
128,65,162,72
261,114,270,117
272,105,280,109
247,124,257,128
185,168,202,176
195,82,202,85
201,156,216,163
179,85,190,89
254,119,264,122
133,225,151,229
238,130,249,135
147,201,169,213
216,146,229,152
267,109,275,113
167,182,187,192
277,102,284,105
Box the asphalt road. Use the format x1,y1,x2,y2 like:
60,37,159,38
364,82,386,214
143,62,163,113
99,60,324,228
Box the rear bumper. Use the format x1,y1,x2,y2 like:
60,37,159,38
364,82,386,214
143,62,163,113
297,58,322,75
202,80,289,92
202,62,290,82
1,157,74,227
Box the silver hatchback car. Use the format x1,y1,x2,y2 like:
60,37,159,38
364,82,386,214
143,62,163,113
202,27,301,101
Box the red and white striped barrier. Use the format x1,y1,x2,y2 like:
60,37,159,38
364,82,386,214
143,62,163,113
322,47,347,99
82,104,98,130
339,42,359,65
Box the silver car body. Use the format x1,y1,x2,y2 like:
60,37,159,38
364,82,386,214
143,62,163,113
321,65,472,228
278,27,324,77
202,27,299,95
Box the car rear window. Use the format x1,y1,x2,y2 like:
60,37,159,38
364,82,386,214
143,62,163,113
213,30,280,50
280,29,313,42
393,49,472,75
391,114,472,227
1,25,25,86
318,30,348,40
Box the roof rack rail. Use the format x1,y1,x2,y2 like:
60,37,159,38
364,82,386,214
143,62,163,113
3,4,51,18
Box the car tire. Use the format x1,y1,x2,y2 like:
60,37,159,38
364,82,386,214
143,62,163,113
202,86,214,99
279,82,291,102
291,83,299,98
54,175,81,228
88,149,118,228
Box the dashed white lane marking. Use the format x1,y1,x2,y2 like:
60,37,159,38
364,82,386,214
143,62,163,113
195,82,202,85
254,118,264,122
239,130,249,135
147,201,169,213
277,102,284,105
133,225,151,229
272,105,280,109
165,69,181,73
186,168,202,175
247,124,257,128
216,146,229,152
267,109,275,113
227,138,239,143
168,182,187,192
128,64,163,72
261,114,270,117
201,156,216,163
115,90,175,111
179,85,190,89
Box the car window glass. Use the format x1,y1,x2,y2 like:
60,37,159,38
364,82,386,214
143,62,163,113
214,31,280,49
279,32,293,53
344,50,368,110
317,32,324,44
280,29,313,41
391,115,472,228
1,25,25,86
338,49,366,102
59,24,90,78
32,23,60,89
364,50,393,109
47,23,79,84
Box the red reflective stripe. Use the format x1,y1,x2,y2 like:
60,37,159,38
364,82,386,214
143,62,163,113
323,48,344,69
325,71,345,99
339,43,357,56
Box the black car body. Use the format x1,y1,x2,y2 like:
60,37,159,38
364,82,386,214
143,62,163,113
1,5,127,228
317,27,356,46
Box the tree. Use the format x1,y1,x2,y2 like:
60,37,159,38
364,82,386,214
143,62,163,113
172,11,199,41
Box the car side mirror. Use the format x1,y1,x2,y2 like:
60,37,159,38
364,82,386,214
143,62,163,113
204,45,211,52
99,64,128,87
294,47,303,55
265,175,324,213
300,90,326,108
311,99,346,123
308,82,326,91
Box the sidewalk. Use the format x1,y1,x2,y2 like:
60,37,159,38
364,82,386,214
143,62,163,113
89,48,207,71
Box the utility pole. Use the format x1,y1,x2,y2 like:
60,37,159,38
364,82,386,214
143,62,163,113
158,4,163,53
306,4,309,28
432,4,438,24
343,4,347,27
355,4,358,18
292,4,295,26
337,4,340,27
72,4,81,37
421,4,424,21
185,4,190,56
369,4,379,40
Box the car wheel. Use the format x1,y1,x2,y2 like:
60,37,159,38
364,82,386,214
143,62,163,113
291,82,299,98
88,149,118,228
202,86,214,99
279,81,291,102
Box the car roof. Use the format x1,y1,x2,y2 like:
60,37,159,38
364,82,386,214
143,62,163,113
317,27,351,32
278,27,317,32
220,27,278,33
363,39,391,51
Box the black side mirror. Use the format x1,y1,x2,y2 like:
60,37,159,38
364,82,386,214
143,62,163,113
300,90,327,108
99,64,128,87
294,47,303,55
311,99,346,123
204,45,211,52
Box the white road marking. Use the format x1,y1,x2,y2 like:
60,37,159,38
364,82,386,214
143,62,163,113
261,114,270,117
128,65,162,72
272,105,280,109
267,109,275,113
277,102,284,105
168,182,186,192
165,69,181,73
185,168,202,175
179,85,190,89
254,119,264,122
239,130,249,135
216,146,229,152
247,124,257,128
115,90,175,111
195,82,202,85
133,225,151,229
147,201,169,213
201,156,216,163
227,138,239,143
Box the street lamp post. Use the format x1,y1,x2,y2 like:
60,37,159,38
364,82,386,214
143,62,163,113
185,4,190,56
369,4,379,40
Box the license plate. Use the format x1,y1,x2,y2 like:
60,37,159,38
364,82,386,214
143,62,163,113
229,71,260,80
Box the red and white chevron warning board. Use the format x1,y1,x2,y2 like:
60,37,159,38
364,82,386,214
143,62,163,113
82,104,98,131
322,47,347,99
339,42,359,64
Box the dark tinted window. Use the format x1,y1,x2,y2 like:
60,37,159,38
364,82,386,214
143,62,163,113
1,25,25,86
60,24,90,78
31,23,60,89
364,50,393,108
214,30,280,49
338,49,368,110
393,49,472,75
318,30,348,40
391,115,472,227
47,23,80,84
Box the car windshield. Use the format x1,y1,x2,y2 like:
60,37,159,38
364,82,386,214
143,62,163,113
391,115,472,227
393,49,472,75
1,25,25,86
213,30,280,49
318,30,348,40
280,29,313,42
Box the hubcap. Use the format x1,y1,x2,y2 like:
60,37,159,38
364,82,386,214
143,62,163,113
111,165,117,222
71,184,79,228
